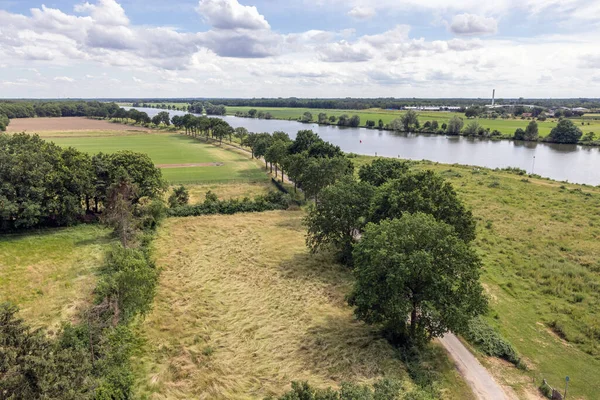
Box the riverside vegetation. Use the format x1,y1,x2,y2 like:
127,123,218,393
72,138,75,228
3,108,595,394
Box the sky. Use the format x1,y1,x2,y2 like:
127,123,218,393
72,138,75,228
0,0,599,98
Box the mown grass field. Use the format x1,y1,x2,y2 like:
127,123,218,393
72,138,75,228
354,156,600,398
225,106,600,138
0,225,113,330
132,211,472,399
168,181,274,204
49,133,269,184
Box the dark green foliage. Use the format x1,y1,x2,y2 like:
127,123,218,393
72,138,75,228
168,185,190,208
525,120,539,140
0,134,165,232
95,245,159,325
513,128,526,140
268,379,405,400
548,119,583,143
0,303,94,399
446,116,463,135
300,156,354,201
358,158,411,186
370,170,476,242
305,176,374,265
168,191,290,217
463,316,522,366
0,114,8,131
349,213,487,345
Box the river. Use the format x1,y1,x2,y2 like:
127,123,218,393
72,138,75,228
129,107,600,185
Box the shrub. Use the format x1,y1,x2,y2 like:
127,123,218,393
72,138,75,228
168,185,189,208
464,316,522,367
268,379,409,400
168,191,290,217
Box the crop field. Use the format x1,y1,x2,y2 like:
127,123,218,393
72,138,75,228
132,211,472,399
6,116,152,133
225,106,600,138
0,225,113,330
354,156,600,398
48,133,269,184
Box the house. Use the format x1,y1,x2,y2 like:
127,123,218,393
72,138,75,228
521,113,533,117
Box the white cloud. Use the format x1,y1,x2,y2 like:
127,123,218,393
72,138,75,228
132,76,143,83
348,6,376,19
54,76,75,82
450,14,498,35
74,0,129,26
197,0,270,30
318,40,373,62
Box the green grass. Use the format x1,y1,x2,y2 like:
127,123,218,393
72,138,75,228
225,106,600,138
353,156,600,398
50,133,269,184
0,224,113,331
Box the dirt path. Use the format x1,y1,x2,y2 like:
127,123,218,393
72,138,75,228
157,162,224,168
439,333,512,400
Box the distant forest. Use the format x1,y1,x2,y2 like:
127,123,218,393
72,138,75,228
2,98,599,110
120,97,600,110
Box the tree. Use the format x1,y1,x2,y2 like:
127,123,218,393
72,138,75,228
248,109,257,118
253,134,274,169
349,115,361,127
305,176,374,265
234,127,249,143
301,156,353,201
282,152,308,192
301,112,313,123
318,112,328,124
358,158,411,186
265,140,290,179
400,110,419,131
431,120,439,130
378,119,384,129
548,119,583,143
464,106,481,118
102,179,137,247
349,213,487,344
157,111,170,126
151,115,162,126
463,120,483,136
213,124,233,144
370,170,476,242
329,115,337,124
446,116,464,135
513,128,526,140
289,130,320,154
524,120,539,141
168,186,189,208
0,303,94,399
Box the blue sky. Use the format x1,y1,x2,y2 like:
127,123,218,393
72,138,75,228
0,0,599,98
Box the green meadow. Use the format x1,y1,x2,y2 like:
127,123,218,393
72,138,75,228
49,133,268,184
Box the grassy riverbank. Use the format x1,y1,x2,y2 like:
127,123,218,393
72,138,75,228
353,156,600,398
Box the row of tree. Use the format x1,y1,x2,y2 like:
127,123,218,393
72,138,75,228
0,133,165,232
305,158,487,345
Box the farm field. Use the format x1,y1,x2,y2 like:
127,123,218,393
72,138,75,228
354,156,600,398
0,224,113,330
224,106,600,138
132,211,473,399
49,133,269,184
6,116,152,133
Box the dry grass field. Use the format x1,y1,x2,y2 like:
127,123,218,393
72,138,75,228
132,211,472,400
6,117,152,133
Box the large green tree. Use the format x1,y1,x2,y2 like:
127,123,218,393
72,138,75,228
370,170,476,242
446,116,464,135
349,213,487,344
548,119,582,143
301,156,354,201
305,176,374,265
358,158,411,186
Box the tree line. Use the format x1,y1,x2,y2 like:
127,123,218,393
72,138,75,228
0,133,165,232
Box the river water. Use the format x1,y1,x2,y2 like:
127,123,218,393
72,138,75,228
129,107,600,185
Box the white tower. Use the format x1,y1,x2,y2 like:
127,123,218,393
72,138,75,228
492,89,496,106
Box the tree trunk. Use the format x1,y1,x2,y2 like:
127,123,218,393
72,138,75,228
265,159,268,169
270,162,273,173
410,302,418,336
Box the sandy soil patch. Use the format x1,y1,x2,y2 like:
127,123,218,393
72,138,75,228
6,117,152,132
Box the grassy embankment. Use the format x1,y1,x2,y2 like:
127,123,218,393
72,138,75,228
224,106,600,138
353,156,600,399
0,225,113,330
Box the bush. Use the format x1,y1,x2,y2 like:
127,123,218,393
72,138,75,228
267,379,412,400
168,191,290,217
168,185,189,208
464,316,522,367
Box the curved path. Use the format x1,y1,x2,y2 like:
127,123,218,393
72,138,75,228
439,333,511,399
